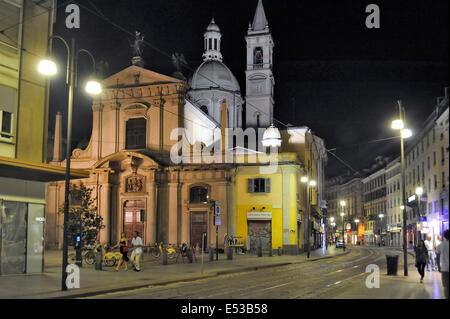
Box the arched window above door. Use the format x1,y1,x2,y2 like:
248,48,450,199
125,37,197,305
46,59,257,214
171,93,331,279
190,185,209,203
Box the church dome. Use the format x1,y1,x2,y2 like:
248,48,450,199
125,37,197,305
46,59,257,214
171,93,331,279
206,18,220,32
189,60,241,92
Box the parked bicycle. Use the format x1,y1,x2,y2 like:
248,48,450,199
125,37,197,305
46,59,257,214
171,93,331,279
68,244,95,264
147,242,177,259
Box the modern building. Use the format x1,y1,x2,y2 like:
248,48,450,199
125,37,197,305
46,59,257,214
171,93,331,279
0,0,89,275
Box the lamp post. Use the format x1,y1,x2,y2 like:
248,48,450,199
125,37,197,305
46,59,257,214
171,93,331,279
329,217,335,244
301,176,316,258
416,186,423,217
391,101,412,276
415,186,424,241
340,200,346,243
379,214,384,246
39,36,101,291
355,219,360,245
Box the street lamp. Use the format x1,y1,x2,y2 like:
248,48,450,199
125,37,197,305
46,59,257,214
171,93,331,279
340,201,346,243
355,219,360,245
262,123,282,147
416,186,423,216
301,176,316,258
379,214,384,246
391,101,412,276
39,36,101,291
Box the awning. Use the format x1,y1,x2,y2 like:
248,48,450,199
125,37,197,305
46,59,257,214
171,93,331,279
0,156,89,182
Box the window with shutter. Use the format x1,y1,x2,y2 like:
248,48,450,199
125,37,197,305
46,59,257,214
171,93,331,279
265,178,271,193
248,179,254,193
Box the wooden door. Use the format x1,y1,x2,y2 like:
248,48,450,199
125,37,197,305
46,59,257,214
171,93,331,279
190,211,207,248
123,200,145,243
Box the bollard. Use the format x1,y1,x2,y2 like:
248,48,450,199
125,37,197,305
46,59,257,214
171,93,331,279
162,248,168,265
277,247,282,256
227,247,233,260
257,244,262,257
187,249,193,263
95,247,102,270
269,249,273,257
209,248,214,261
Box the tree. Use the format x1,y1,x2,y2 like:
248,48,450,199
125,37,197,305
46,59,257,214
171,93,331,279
58,183,105,247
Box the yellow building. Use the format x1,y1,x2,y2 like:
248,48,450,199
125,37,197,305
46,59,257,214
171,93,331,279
230,127,328,255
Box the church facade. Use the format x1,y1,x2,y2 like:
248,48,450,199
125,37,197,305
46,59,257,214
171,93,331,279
45,0,327,253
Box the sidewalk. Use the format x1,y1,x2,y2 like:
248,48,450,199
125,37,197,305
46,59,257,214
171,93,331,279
328,248,447,299
0,246,348,299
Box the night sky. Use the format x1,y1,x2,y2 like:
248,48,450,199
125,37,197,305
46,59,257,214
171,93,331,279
48,0,449,178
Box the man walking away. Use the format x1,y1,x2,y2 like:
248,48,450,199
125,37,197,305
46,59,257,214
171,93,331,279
424,236,434,271
414,240,428,283
436,230,449,299
131,231,143,272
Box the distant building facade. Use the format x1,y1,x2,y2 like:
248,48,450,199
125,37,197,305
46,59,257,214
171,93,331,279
385,157,403,247
362,168,387,245
404,87,449,247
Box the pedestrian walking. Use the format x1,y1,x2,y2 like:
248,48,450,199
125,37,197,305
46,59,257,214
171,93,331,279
112,232,129,271
130,231,143,272
435,230,449,299
414,240,428,283
424,236,435,271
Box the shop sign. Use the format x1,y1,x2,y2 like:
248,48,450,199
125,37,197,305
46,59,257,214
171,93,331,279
422,226,430,234
408,194,416,203
247,212,272,220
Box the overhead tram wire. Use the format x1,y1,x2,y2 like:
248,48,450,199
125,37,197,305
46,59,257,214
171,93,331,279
325,149,363,178
0,0,73,38
327,136,401,152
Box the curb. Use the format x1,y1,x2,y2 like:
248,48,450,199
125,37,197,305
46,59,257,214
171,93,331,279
44,250,349,299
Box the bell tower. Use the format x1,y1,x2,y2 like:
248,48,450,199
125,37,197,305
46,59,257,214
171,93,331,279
245,0,274,129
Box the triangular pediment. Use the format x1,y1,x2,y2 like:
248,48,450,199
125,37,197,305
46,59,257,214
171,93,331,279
102,65,184,88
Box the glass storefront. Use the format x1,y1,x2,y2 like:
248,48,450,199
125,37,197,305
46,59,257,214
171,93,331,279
0,200,45,275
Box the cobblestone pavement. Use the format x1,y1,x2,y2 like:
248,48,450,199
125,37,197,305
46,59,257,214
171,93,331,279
0,245,345,298
85,246,446,299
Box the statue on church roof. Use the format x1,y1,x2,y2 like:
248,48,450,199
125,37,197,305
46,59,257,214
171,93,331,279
171,52,188,80
131,31,145,57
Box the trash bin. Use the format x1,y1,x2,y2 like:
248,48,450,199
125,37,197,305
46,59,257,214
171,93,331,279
386,255,399,276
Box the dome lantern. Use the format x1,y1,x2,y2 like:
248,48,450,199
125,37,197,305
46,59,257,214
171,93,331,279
202,18,223,62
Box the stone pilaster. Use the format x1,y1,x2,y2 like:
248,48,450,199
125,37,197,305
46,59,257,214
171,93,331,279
167,182,179,244
146,182,157,244
99,184,111,244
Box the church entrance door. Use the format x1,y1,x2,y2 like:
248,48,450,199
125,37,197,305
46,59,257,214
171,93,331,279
123,200,145,243
190,211,207,248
